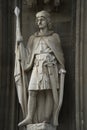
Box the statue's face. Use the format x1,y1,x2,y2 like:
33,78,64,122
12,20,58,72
36,16,48,29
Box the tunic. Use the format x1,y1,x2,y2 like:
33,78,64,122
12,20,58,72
28,37,59,90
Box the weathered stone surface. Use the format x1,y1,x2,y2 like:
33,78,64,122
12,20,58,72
27,123,56,130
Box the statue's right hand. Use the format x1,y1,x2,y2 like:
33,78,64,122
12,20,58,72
17,35,23,44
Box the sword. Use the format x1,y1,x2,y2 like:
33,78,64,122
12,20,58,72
58,69,66,119
53,69,66,126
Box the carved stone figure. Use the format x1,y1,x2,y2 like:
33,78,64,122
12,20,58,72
14,8,66,130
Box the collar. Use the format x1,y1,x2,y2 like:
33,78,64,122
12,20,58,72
34,31,54,37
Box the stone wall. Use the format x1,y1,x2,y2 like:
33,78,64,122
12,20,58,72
0,0,19,130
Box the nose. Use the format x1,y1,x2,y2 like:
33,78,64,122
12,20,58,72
38,20,41,24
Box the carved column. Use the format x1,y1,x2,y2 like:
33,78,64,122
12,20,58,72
0,0,19,130
75,0,87,130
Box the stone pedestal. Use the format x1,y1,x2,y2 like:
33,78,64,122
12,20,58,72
27,123,56,130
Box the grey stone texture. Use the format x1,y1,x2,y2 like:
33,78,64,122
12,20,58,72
27,123,56,130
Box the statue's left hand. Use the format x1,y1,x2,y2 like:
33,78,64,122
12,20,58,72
59,68,66,74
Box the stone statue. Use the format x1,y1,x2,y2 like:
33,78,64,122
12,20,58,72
14,7,66,130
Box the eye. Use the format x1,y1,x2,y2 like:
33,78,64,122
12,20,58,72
41,18,46,22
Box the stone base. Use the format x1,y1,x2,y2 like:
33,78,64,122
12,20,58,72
27,123,56,130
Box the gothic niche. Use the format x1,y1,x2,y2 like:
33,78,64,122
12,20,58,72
23,0,63,12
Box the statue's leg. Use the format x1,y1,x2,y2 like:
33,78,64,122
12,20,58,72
18,90,37,127
44,90,53,123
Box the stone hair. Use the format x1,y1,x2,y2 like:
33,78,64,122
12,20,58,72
35,10,52,30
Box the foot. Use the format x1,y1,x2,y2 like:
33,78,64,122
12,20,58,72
18,117,32,127
43,120,50,124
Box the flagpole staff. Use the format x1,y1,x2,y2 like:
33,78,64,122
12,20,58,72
14,6,27,118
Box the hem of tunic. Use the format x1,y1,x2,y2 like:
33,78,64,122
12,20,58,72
28,88,59,91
